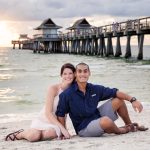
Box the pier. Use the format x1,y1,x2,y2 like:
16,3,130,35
61,17,150,60
32,18,62,53
12,34,32,49
12,17,150,60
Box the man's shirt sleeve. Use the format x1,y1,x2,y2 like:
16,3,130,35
56,92,69,117
98,85,118,100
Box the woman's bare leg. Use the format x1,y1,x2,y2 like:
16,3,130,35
41,129,57,140
16,129,42,142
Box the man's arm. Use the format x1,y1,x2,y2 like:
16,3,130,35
57,116,66,128
56,93,71,138
116,91,143,113
57,116,71,139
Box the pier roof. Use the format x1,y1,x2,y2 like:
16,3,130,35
34,18,62,30
67,18,92,30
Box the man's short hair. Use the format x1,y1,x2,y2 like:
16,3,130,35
76,62,90,71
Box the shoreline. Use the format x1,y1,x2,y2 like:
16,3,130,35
0,108,150,150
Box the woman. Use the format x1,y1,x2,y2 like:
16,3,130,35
5,63,76,142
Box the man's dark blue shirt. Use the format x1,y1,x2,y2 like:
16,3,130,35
56,82,118,134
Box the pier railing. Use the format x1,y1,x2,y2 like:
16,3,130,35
61,17,150,39
34,34,60,39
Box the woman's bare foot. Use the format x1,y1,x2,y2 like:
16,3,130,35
5,129,24,141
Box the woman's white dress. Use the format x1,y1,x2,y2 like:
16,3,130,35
30,88,63,138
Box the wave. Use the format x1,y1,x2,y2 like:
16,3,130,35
0,74,14,80
0,97,41,104
130,65,150,69
0,68,27,72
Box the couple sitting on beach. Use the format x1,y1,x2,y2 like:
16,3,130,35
5,62,148,141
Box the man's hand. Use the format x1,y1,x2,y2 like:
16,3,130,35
132,100,143,113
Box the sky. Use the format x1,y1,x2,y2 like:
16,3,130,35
0,0,150,47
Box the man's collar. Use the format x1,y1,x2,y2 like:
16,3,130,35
74,81,90,91
74,82,78,91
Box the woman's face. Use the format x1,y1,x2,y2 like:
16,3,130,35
61,68,75,84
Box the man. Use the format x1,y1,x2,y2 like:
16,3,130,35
56,62,148,138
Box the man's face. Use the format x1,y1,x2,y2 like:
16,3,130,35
75,64,90,83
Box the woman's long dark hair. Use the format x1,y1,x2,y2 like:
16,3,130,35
60,63,76,76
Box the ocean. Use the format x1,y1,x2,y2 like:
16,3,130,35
0,46,150,123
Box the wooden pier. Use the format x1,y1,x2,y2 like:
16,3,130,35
61,17,150,60
12,34,32,49
12,40,22,49
12,17,150,60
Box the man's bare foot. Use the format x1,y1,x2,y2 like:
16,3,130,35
118,123,149,135
131,123,148,131
118,126,130,134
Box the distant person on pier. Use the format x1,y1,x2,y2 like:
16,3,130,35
112,22,119,32
56,62,148,138
5,63,75,141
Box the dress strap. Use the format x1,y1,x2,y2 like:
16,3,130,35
58,87,63,94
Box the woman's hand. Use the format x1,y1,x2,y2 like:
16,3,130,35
60,128,71,139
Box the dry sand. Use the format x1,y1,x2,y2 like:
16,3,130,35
0,107,150,150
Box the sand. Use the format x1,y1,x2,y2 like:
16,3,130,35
0,107,150,150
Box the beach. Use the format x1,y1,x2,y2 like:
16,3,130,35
1,106,150,150
0,1,150,149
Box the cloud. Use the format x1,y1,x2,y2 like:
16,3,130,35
0,0,149,21
0,0,150,47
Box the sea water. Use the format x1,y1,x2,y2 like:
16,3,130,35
0,47,150,123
